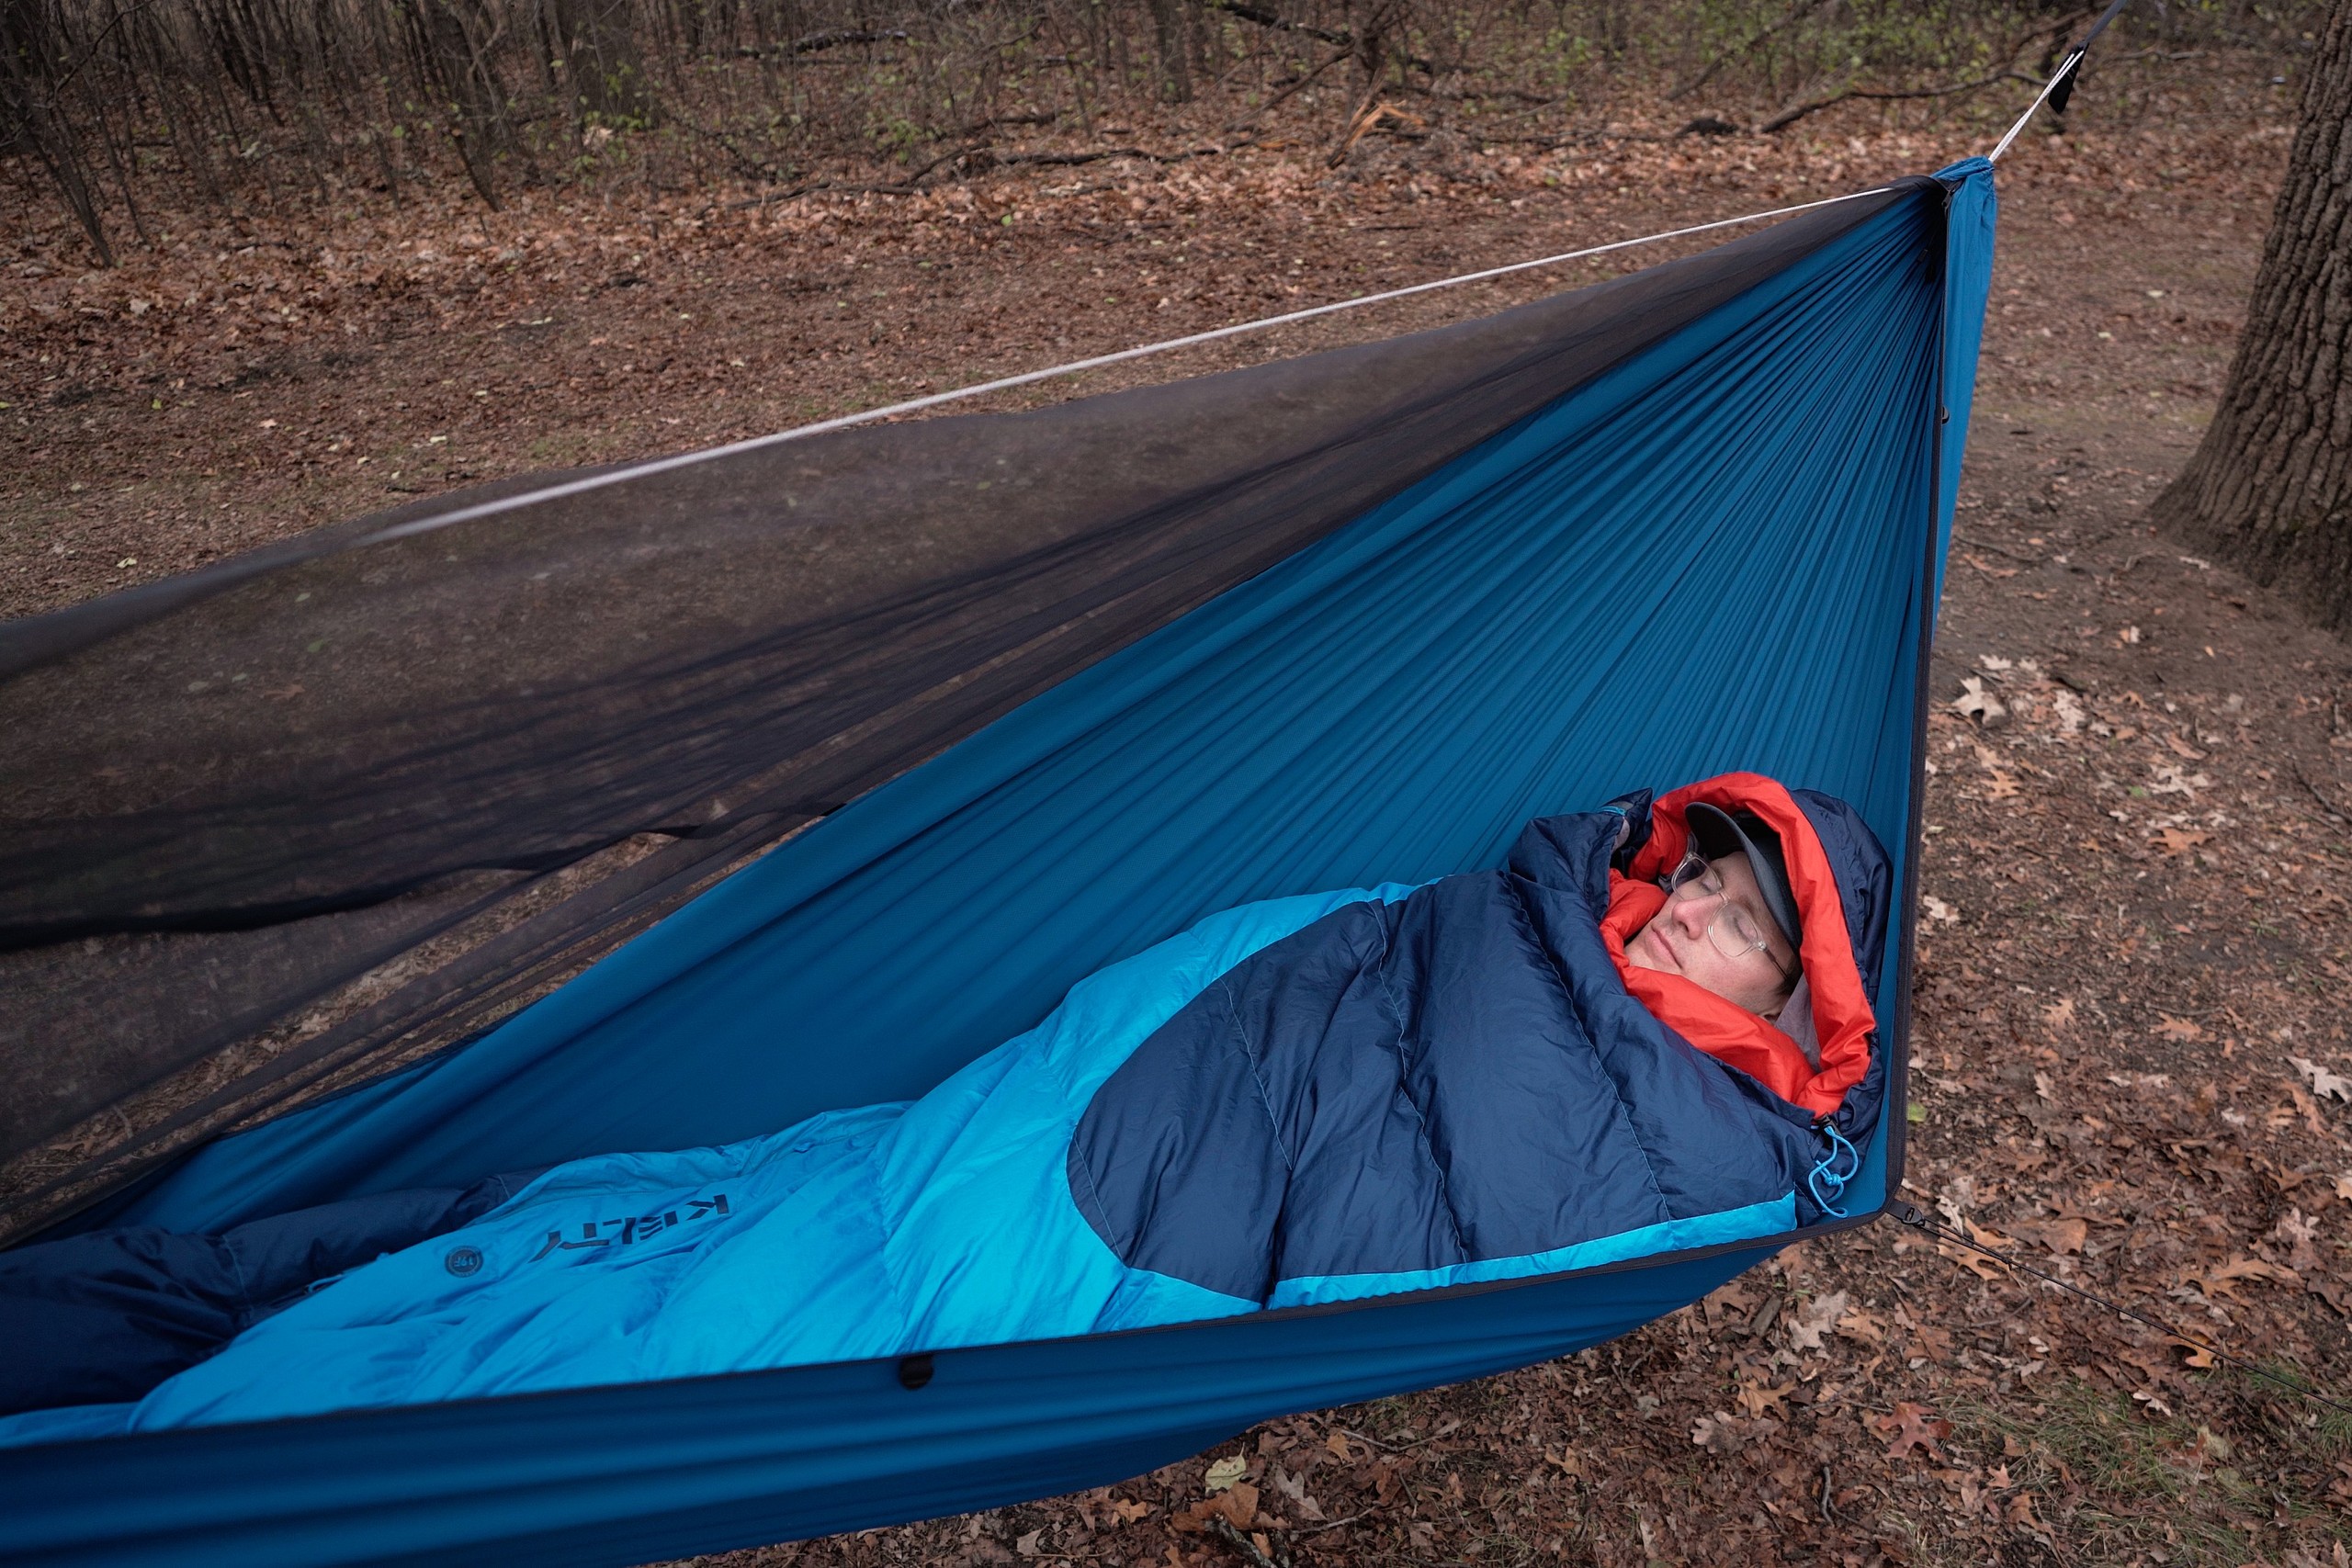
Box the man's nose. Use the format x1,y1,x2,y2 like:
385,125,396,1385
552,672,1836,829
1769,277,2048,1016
1673,895,1716,934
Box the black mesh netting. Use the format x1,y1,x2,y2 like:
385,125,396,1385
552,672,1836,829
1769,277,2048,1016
0,183,1916,1231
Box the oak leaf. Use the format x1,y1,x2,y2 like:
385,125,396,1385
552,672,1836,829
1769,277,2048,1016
1952,677,2007,726
2291,1055,2351,1103
1938,1219,2022,1281
1871,1403,1952,1461
1171,1483,1261,1534
2009,1216,2089,1256
1690,1412,1747,1454
2182,1257,2301,1298
1787,1290,1849,1351
1266,1463,1325,1521
2267,1208,2321,1273
2154,827,2211,856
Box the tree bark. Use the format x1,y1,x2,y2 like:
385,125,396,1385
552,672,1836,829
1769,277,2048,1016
551,0,654,129
1146,0,1192,103
2150,0,2352,633
405,0,511,208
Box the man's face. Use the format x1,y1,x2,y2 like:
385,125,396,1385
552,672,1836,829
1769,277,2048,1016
1624,852,1797,1017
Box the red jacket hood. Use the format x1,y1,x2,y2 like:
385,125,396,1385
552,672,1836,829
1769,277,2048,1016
1600,772,1875,1118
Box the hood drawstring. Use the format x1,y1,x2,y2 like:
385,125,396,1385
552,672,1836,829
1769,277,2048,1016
1806,1121,1860,1218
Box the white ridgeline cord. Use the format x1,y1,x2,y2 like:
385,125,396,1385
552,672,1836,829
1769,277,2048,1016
1988,0,2135,163
357,186,1894,549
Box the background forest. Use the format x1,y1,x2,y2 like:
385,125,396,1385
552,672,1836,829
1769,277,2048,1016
0,0,2330,261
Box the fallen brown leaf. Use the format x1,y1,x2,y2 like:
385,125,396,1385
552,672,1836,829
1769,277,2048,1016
2009,1216,2089,1256
2180,1256,2302,1299
1872,1403,1952,1461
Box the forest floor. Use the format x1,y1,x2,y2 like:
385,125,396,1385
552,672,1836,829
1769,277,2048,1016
6,48,2351,1568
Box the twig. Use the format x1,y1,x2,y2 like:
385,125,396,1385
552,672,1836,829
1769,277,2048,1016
1757,6,2088,135
1194,0,1430,73
941,109,1060,140
2291,764,2352,827
1327,78,1390,166
788,27,910,52
1290,1512,1366,1535
41,0,169,102
2094,46,2205,65
1430,85,1563,106
1339,1426,1447,1452
712,138,1180,209
992,146,1154,167
1204,1514,1292,1568
1194,0,1351,48
1757,68,2040,134
670,108,791,183
1668,0,1832,103
1221,45,1354,140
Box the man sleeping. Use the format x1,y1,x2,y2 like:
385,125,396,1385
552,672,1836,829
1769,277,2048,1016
0,771,1890,1444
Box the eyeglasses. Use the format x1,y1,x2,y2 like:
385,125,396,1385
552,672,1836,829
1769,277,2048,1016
1660,850,1796,979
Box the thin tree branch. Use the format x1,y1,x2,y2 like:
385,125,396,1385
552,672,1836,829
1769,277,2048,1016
1756,68,2040,134
732,27,911,57
1193,0,1351,50
1219,42,1352,140
1668,0,1831,103
41,0,170,104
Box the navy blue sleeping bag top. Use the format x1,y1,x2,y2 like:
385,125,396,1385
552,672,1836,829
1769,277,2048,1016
0,775,1889,1444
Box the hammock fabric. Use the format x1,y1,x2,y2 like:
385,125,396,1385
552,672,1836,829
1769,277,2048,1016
0,157,1996,1566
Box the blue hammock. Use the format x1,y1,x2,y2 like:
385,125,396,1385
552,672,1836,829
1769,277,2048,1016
0,157,1995,1567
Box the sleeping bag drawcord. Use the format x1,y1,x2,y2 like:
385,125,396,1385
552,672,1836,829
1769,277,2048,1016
1889,1201,2352,1424
1806,1122,1860,1218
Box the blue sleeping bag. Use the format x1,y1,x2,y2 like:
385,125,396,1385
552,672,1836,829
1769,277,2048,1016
0,787,1888,1443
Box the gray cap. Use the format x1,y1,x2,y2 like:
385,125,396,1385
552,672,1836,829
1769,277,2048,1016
1683,802,1802,956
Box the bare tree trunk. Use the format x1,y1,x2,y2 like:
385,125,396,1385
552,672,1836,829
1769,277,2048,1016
553,0,653,126
2151,0,2352,633
407,0,510,206
1145,0,1188,101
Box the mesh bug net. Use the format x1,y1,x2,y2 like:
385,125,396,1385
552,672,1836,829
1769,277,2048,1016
0,185,1928,1236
